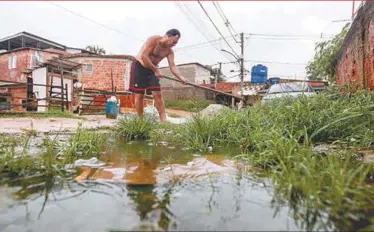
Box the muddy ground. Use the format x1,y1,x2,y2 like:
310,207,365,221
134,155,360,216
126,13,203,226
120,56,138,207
0,108,193,134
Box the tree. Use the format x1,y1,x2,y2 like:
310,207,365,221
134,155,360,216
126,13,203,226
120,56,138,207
306,23,350,83
85,45,106,55
208,66,226,84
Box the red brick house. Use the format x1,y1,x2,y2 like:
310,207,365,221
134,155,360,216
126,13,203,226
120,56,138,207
62,53,134,91
0,31,91,111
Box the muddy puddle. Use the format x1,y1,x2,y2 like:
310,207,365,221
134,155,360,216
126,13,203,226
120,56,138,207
0,139,351,231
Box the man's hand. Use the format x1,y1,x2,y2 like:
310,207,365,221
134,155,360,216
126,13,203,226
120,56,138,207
179,76,188,85
154,69,163,79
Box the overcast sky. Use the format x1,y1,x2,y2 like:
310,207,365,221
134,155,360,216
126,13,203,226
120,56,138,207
0,1,357,82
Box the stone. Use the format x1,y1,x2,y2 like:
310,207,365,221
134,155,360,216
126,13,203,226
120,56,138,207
195,104,230,118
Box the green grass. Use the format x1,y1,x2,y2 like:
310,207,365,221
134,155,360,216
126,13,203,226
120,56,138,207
0,126,109,179
164,99,215,112
115,116,158,140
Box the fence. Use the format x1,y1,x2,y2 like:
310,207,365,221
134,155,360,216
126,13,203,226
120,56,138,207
0,81,70,112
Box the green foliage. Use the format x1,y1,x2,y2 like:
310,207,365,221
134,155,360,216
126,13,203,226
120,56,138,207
0,127,109,178
306,23,350,83
164,99,215,112
209,66,226,84
115,116,157,140
85,45,106,55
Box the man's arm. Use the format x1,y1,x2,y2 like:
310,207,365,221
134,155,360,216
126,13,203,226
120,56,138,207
167,50,186,82
141,36,159,72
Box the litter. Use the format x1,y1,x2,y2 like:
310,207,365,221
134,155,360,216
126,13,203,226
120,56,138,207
74,157,106,168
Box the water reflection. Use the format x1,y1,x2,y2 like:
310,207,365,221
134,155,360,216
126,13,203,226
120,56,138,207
2,140,374,231
72,142,240,230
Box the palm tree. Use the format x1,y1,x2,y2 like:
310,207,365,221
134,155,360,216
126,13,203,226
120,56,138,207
85,45,106,55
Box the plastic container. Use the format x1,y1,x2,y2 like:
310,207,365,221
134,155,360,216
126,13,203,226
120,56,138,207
106,97,119,119
251,75,268,84
269,77,281,85
251,64,268,76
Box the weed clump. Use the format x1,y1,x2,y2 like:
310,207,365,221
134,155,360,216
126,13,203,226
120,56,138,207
115,116,157,140
0,126,110,179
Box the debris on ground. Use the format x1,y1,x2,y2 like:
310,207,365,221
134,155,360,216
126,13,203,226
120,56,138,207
74,157,106,168
195,104,230,118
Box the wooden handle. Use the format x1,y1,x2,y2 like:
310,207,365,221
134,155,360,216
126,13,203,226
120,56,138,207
162,75,244,101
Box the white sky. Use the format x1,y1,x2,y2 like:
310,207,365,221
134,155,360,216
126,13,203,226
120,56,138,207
0,1,358,82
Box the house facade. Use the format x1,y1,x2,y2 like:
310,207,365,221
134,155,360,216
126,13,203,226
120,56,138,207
62,53,134,91
0,31,92,112
158,62,214,100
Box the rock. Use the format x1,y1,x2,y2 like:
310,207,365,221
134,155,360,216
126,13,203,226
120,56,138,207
312,144,339,155
143,106,159,121
356,150,374,163
196,104,230,118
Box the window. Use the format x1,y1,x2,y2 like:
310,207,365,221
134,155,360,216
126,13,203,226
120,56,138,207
30,54,43,68
85,64,93,75
86,64,93,74
8,56,17,69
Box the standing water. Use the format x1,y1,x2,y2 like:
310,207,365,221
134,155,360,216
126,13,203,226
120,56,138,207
0,138,369,231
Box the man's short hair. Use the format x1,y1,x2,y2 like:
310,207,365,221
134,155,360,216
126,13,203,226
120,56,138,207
166,29,181,38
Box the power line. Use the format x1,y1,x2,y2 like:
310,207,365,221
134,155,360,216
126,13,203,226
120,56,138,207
48,1,144,42
245,37,330,41
212,1,239,43
218,59,307,66
197,1,239,58
175,36,235,51
173,1,233,62
245,32,335,39
180,1,236,62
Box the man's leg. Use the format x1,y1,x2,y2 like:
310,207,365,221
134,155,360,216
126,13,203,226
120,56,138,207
152,91,167,122
134,93,145,119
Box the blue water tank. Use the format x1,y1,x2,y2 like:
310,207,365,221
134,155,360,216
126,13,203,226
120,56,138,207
251,64,268,84
251,64,268,77
251,75,268,84
269,77,280,85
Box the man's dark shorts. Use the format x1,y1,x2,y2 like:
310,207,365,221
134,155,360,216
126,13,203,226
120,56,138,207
129,60,161,95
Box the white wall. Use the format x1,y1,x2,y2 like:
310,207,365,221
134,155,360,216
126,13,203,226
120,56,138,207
66,48,83,54
194,65,212,85
32,67,47,112
51,76,73,103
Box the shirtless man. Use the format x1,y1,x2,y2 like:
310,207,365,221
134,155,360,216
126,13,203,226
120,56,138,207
128,29,187,122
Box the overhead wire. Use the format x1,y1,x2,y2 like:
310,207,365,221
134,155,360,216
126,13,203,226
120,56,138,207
48,1,144,43
218,59,307,66
173,1,234,62
175,36,236,51
197,0,239,58
212,1,239,43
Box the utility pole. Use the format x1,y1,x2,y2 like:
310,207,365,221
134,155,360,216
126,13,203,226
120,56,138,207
240,32,244,97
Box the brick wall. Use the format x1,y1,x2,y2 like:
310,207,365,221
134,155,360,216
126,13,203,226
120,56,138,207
161,86,214,100
159,64,212,88
0,48,62,83
159,64,212,100
336,2,374,90
10,87,27,112
67,57,131,91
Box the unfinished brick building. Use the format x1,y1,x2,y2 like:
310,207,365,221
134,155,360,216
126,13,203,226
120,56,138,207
336,1,374,90
62,53,138,109
159,62,214,100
